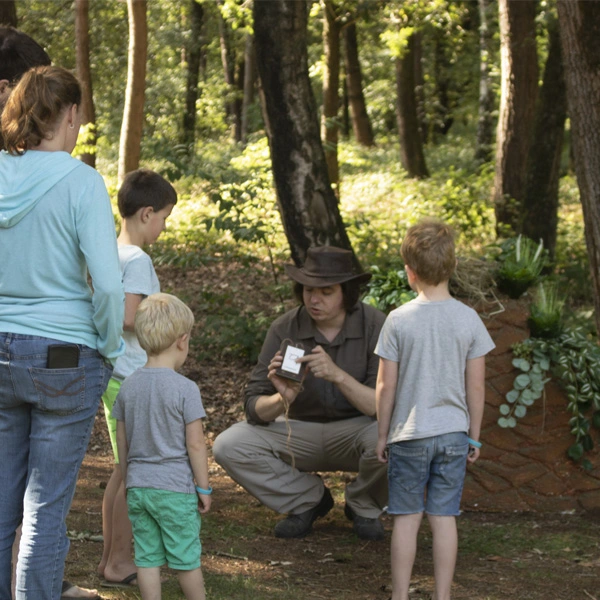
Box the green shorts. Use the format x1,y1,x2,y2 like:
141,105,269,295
101,377,122,463
127,488,202,570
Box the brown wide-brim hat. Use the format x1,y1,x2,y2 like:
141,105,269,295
284,246,371,287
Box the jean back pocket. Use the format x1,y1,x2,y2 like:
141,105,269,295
30,366,86,415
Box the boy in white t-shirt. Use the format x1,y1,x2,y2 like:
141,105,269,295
375,219,495,600
98,169,177,588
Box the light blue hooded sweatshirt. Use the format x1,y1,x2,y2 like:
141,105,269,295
0,150,124,361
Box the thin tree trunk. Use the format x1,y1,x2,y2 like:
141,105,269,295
181,0,204,149
395,33,429,179
432,32,454,137
253,0,359,268
0,1,17,27
216,1,239,133
413,30,427,144
233,57,245,143
341,75,350,139
521,16,566,259
321,0,341,196
475,0,495,164
557,0,600,335
493,0,538,235
343,21,374,147
74,0,96,168
118,0,147,183
240,32,256,146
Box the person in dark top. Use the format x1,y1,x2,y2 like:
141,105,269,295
213,246,388,540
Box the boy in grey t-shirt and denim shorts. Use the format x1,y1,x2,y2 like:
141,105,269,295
113,294,211,600
375,219,494,600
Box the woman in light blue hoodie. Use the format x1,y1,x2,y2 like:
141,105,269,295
0,66,124,600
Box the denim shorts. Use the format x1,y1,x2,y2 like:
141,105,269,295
127,488,201,570
387,432,469,516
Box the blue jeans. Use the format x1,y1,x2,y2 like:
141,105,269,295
387,432,469,516
0,333,112,600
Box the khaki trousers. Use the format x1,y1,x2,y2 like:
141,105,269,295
212,416,388,518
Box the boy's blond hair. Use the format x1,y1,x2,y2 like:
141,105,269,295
135,293,194,356
401,218,455,285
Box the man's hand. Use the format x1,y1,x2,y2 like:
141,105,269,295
267,351,302,407
298,345,344,383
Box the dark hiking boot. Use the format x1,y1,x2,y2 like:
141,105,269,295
344,503,385,541
274,487,334,538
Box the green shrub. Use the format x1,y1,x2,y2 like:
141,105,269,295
363,264,416,313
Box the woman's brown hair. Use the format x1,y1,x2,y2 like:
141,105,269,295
1,65,81,155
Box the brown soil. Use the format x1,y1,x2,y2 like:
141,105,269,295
63,261,600,600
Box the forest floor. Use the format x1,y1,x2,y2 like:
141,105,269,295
63,260,600,600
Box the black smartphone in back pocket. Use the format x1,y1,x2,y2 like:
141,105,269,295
47,344,80,369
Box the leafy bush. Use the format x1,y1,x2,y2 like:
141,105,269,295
363,264,416,313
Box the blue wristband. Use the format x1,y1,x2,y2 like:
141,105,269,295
468,437,482,448
195,485,213,495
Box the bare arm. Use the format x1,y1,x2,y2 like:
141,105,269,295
116,420,128,483
186,419,211,513
123,292,143,332
375,358,399,463
465,356,486,464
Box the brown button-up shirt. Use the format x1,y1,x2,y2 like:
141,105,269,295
244,302,386,424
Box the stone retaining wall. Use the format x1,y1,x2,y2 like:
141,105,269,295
462,298,600,513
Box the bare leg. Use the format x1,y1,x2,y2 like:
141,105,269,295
98,467,119,576
427,515,457,600
137,566,161,600
390,513,423,600
98,467,137,583
178,568,206,600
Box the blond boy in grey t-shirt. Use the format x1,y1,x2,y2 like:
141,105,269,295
375,219,494,600
113,293,211,600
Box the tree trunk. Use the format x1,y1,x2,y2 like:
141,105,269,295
181,0,204,150
232,57,245,143
321,0,341,196
240,32,256,146
521,16,566,259
343,21,374,147
475,0,495,164
74,0,96,168
557,0,600,335
341,75,350,139
432,32,454,137
395,33,429,179
216,1,241,135
0,1,17,27
413,30,427,145
118,0,147,183
493,0,538,235
253,0,359,268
